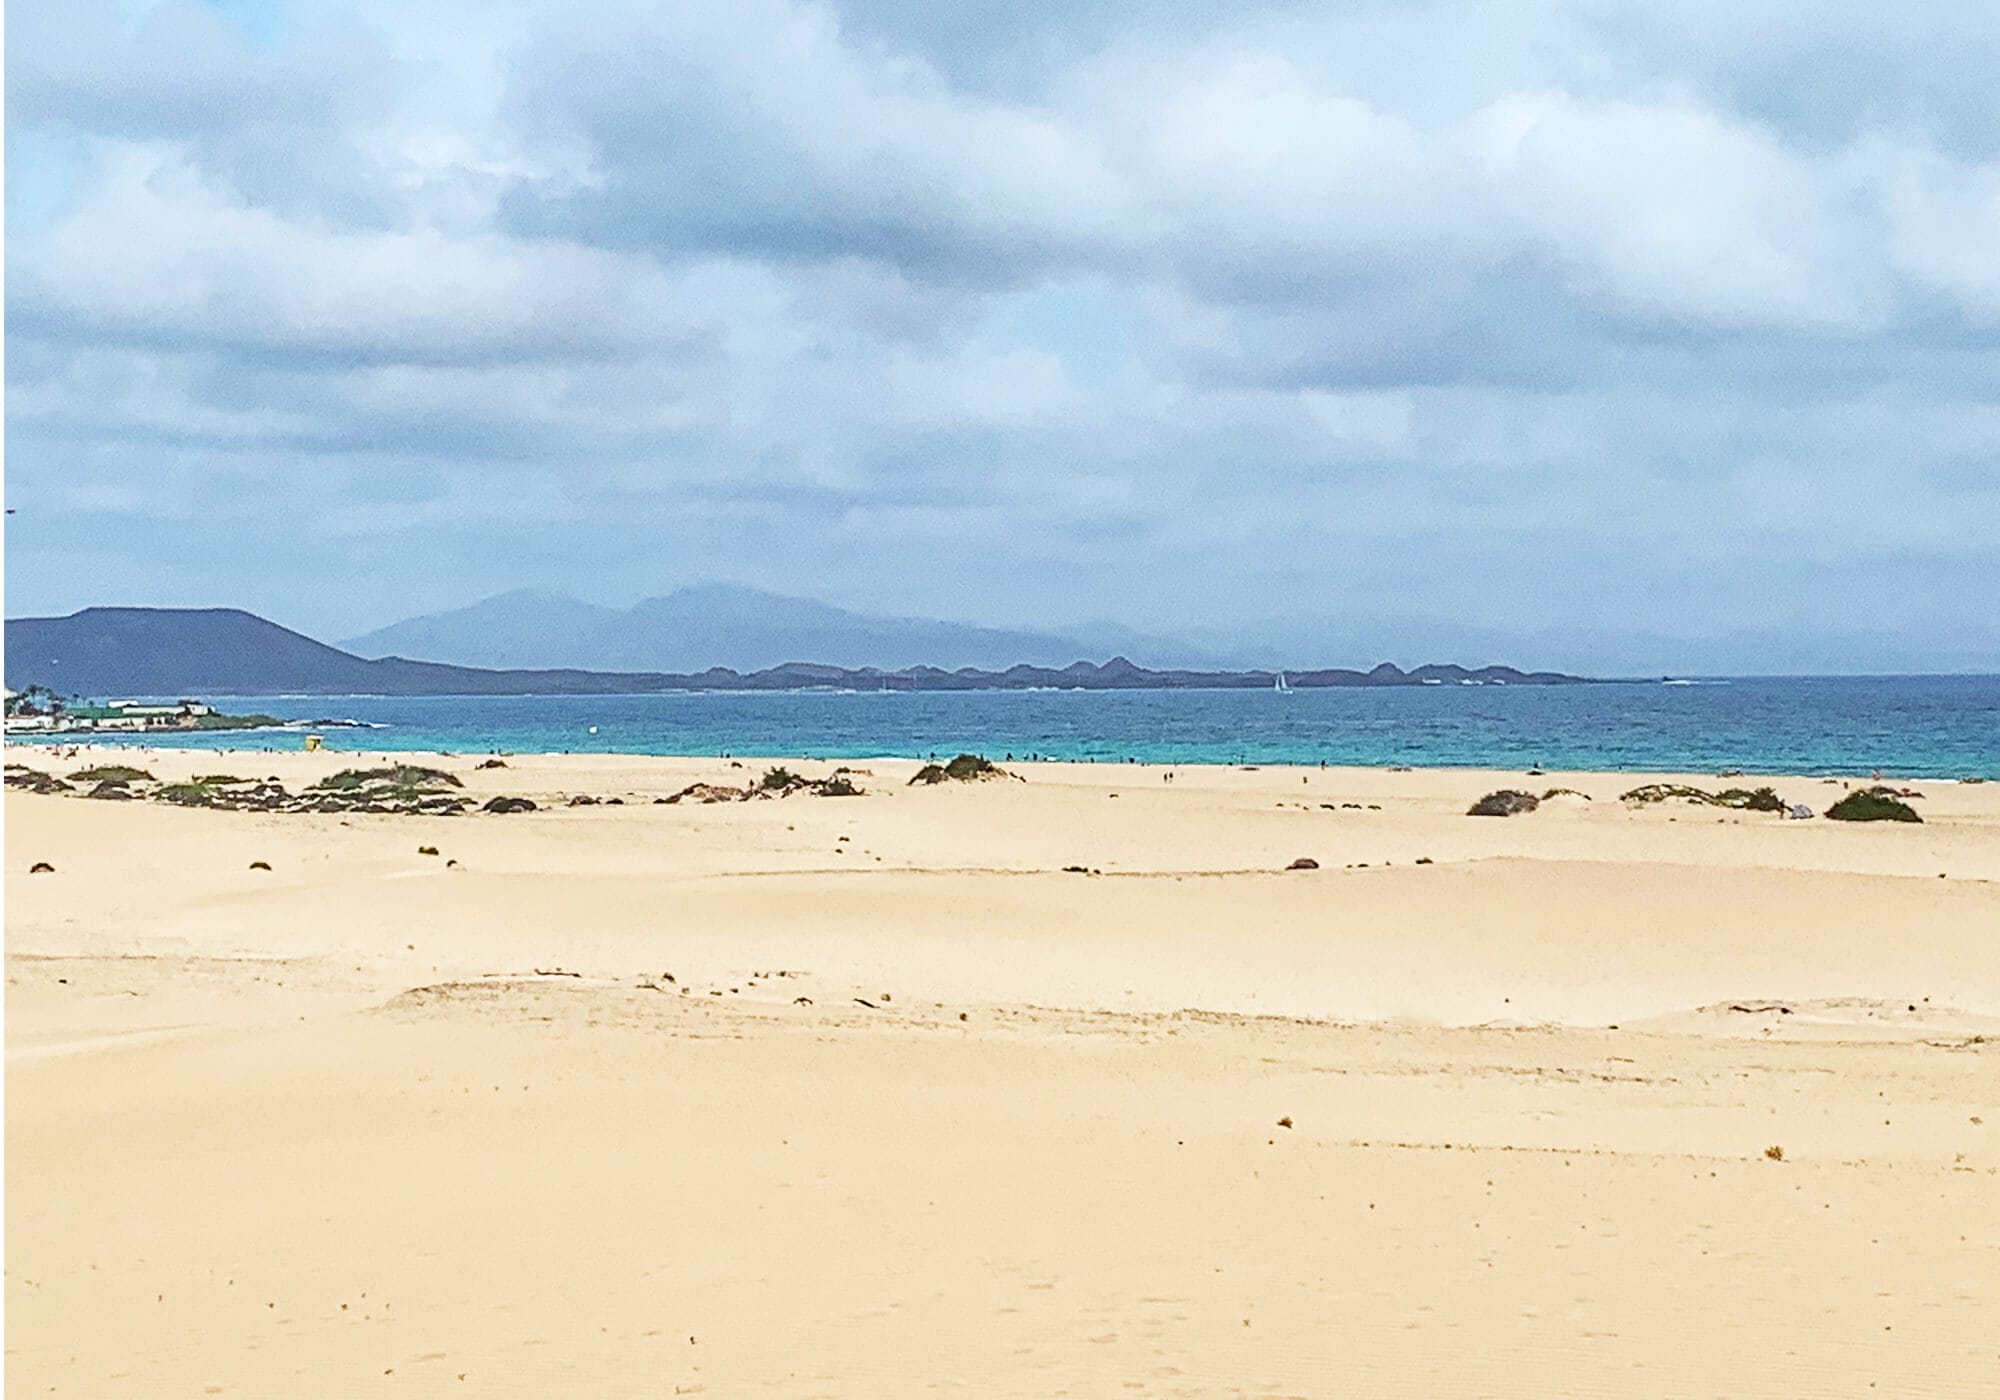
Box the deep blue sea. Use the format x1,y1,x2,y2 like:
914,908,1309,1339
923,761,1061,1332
14,676,1998,778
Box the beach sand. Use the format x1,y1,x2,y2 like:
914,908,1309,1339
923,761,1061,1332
8,749,1998,1395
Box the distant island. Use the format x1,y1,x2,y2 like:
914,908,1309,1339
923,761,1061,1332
3,607,1601,698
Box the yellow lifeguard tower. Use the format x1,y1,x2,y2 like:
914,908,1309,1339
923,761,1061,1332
304,734,324,752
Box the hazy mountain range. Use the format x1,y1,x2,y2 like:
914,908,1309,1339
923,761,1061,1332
2,607,1588,697
339,585,1229,673
338,586,2000,678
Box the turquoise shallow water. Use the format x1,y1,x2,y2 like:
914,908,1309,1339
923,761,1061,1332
14,676,1998,778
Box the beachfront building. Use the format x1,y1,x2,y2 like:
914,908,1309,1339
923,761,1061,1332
3,696,220,735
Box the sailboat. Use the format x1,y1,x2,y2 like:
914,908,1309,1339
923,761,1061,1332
1274,671,1293,694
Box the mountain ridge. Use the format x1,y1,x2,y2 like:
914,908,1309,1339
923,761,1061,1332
6,607,1597,697
339,584,1222,673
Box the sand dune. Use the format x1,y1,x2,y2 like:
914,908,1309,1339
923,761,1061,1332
8,749,1998,1395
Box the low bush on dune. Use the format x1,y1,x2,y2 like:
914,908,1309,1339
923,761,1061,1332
73,764,154,785
911,753,1008,785
156,781,226,807
5,767,74,794
313,764,462,792
1621,783,1711,805
760,766,802,791
1468,789,1540,817
1622,782,1787,812
193,773,251,786
1825,789,1922,823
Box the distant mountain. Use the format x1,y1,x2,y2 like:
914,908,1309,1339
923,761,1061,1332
340,584,1191,672
4,607,1595,697
338,590,625,670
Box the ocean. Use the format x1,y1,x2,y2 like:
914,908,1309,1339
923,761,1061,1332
14,675,1998,778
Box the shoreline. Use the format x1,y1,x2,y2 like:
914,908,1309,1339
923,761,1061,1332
11,737,1997,785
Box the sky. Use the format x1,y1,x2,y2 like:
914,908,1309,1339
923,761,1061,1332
5,0,1999,673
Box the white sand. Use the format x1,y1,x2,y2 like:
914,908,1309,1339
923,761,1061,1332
8,749,1998,1395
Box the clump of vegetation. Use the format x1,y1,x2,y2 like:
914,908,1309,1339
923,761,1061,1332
1622,783,1713,805
483,796,537,814
815,774,862,797
193,773,250,786
1764,1144,1784,1162
73,764,154,785
4,767,74,794
662,782,749,805
156,781,226,807
911,753,1008,785
1623,782,1788,812
418,845,440,856
760,766,802,790
314,764,462,792
1826,789,1922,823
1468,789,1540,817
1541,787,1592,801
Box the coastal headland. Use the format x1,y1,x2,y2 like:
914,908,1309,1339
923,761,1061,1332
8,748,1998,1395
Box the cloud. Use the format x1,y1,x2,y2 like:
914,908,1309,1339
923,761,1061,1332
4,0,1997,666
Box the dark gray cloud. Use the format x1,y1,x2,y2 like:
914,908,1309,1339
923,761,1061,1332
4,0,1996,667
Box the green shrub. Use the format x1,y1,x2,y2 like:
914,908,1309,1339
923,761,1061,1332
1468,789,1539,817
1825,790,1921,823
73,764,154,784
1622,783,1712,805
1717,786,1786,812
760,766,802,790
1624,782,1787,811
943,753,998,780
314,765,461,792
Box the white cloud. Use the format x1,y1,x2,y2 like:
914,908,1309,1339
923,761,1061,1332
1299,390,1415,455
10,146,696,362
4,0,1997,662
